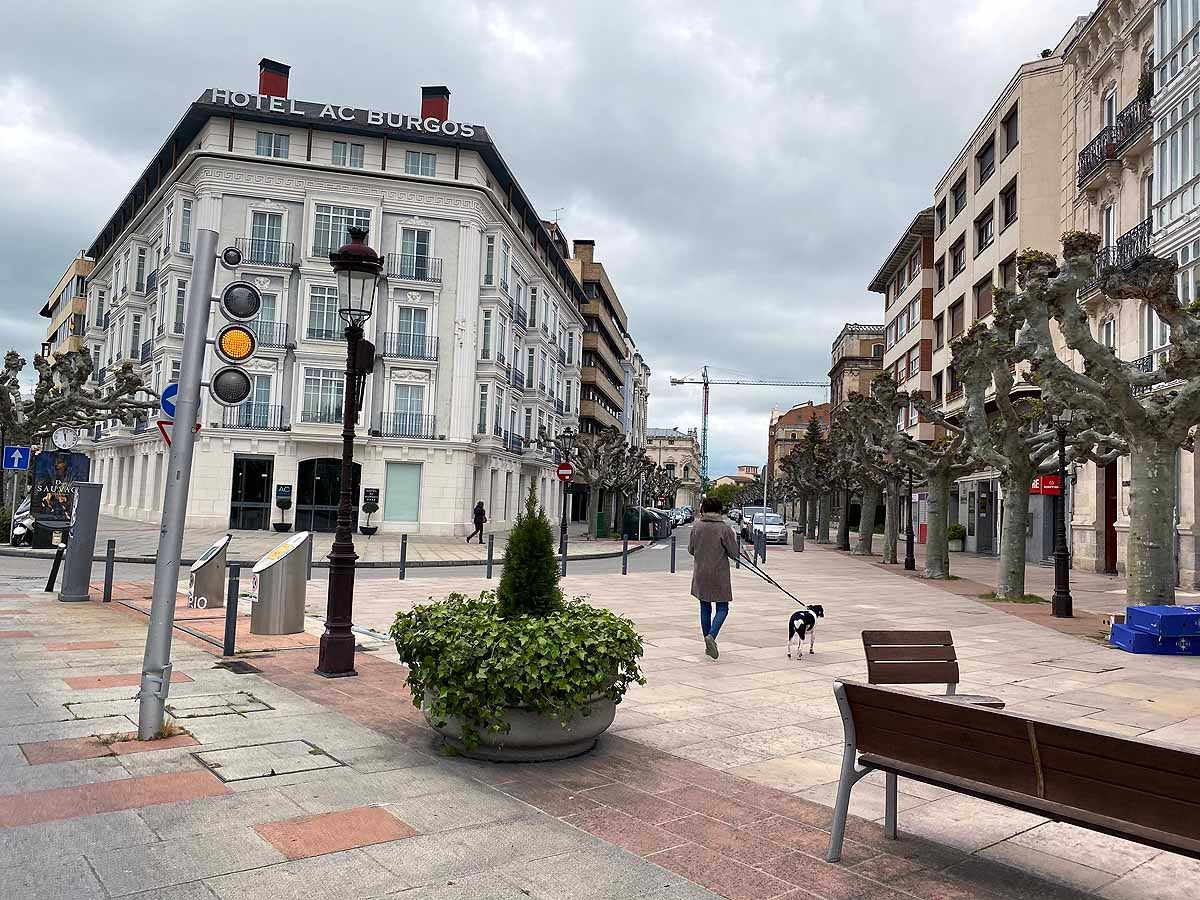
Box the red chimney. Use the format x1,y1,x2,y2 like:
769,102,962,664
421,86,451,121
259,58,291,98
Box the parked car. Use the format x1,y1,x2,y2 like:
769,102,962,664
750,512,788,544
670,508,685,525
729,507,742,522
680,506,694,523
739,506,768,539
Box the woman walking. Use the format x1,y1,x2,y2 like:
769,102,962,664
466,501,487,544
688,496,739,659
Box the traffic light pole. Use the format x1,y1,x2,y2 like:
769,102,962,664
137,227,217,740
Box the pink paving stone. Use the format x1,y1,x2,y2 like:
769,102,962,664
648,842,795,900
0,771,229,828
0,609,33,614
0,631,35,639
564,807,686,856
63,672,194,690
254,806,417,860
45,640,119,651
21,732,199,765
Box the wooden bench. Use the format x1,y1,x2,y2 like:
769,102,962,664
825,680,1200,862
861,630,1004,709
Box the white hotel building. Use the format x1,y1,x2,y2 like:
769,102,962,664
83,60,584,535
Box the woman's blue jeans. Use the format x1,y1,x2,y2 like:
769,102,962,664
699,602,729,638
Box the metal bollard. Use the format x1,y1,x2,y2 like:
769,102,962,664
102,539,116,603
736,535,742,568
222,564,240,657
45,546,66,593
486,534,494,579
560,542,567,578
398,533,407,581
670,535,677,573
759,531,768,563
622,537,629,575
305,539,313,581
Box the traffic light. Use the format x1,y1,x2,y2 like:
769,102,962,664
207,256,263,406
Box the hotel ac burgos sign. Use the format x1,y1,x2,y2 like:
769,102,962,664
203,88,482,140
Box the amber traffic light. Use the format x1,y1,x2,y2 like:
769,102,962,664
207,260,264,406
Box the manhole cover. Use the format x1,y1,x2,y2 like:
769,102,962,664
165,691,273,719
1036,658,1123,674
214,660,263,675
194,740,343,782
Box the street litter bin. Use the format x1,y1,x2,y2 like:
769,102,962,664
188,534,231,610
248,531,311,635
793,529,804,552
622,506,640,540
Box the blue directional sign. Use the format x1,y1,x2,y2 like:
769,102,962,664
2,446,31,471
161,382,179,420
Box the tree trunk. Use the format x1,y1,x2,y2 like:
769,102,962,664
924,470,952,579
1128,441,1178,605
837,491,852,550
995,472,1032,600
854,481,880,555
881,477,899,565
817,493,832,543
806,496,818,539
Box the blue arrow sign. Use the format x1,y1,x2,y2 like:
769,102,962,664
161,382,178,420
2,446,30,471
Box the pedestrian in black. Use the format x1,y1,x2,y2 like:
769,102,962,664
467,501,487,544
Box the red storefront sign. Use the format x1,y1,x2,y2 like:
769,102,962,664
1030,475,1062,495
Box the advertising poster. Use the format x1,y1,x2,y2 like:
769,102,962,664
32,451,91,525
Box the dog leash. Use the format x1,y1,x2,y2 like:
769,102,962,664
735,550,809,606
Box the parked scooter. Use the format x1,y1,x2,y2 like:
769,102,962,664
9,498,34,546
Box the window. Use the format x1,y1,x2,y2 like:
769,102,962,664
908,252,920,280
500,241,511,289
1001,179,1018,228
974,275,994,319
481,310,492,358
526,347,535,384
404,151,437,177
96,289,106,326
313,204,370,257
1144,304,1171,361
494,388,503,435
951,236,966,276
528,286,537,327
497,316,507,360
302,367,344,423
129,315,142,357
935,257,946,292
908,346,920,378
897,308,908,339
872,343,884,359
307,285,341,340
1100,317,1116,348
250,212,284,263
567,332,575,364
394,306,427,356
524,407,533,440
886,321,896,348
135,248,146,292
1000,255,1017,292
259,292,277,323
477,384,489,434
1102,87,1117,127
934,314,945,349
976,137,995,187
909,297,920,324
164,204,173,255
1102,203,1115,248
256,131,289,158
392,384,425,433
173,279,187,333
932,371,943,403
171,359,181,381
538,349,547,390
936,200,947,235
949,299,965,337
483,235,495,285
975,205,994,253
179,200,192,253
332,141,364,168
1002,104,1019,154
951,175,967,218
399,227,431,279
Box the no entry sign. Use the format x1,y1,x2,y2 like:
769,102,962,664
557,462,574,482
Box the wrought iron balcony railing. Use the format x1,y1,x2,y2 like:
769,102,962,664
235,237,295,267
513,304,528,329
223,404,290,431
386,253,442,283
145,270,158,294
1077,97,1152,188
300,406,344,425
140,339,152,362
509,433,525,454
306,327,342,342
558,347,567,365
382,333,438,360
555,398,565,415
375,413,437,439
247,320,289,347
1082,217,1153,295
512,368,526,392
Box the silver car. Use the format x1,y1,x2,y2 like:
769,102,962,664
751,512,788,544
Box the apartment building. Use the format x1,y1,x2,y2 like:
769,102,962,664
79,60,585,535
1062,0,1159,577
622,339,651,448
828,323,884,413
40,254,95,358
645,427,701,508
568,241,629,435
765,401,830,483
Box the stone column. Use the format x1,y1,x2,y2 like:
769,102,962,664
448,222,482,441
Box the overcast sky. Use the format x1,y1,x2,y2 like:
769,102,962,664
1,0,1084,475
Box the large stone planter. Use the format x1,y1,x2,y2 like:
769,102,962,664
423,694,616,762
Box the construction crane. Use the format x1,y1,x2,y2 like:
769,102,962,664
669,366,829,486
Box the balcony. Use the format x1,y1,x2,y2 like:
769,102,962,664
386,253,442,283
306,327,343,342
558,347,567,366
509,433,524,454
513,304,528,330
375,413,437,439
103,312,111,329
235,237,295,268
96,366,106,384
145,270,158,294
492,422,503,438
300,407,344,425
93,424,103,441
512,368,527,392
555,398,565,415
180,240,191,254
133,418,149,435
247,320,290,348
173,320,184,335
140,339,152,362
1081,218,1153,297
382,333,438,361
1077,96,1153,192
223,404,290,431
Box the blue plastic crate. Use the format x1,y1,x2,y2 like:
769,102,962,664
1125,605,1200,637
1110,623,1200,655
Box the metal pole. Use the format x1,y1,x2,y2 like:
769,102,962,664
316,321,363,678
305,537,313,582
486,533,494,579
222,564,240,656
904,468,916,571
44,546,65,592
7,473,17,545
670,534,676,573
1052,427,1073,617
398,533,407,580
138,226,217,740
735,535,742,568
102,539,116,603
560,484,568,575
622,536,629,574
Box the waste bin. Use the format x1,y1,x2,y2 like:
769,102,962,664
793,530,804,552
248,531,311,635
188,534,231,610
655,513,671,541
622,506,640,540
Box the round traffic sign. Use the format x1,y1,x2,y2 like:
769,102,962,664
556,462,574,482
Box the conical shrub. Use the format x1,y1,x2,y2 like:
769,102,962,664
497,482,563,618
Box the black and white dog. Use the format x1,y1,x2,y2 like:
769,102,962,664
787,603,825,658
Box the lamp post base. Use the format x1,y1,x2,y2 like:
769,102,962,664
316,631,358,678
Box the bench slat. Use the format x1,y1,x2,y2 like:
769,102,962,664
862,630,954,646
853,704,1034,765
1038,744,1200,809
1035,721,1200,781
865,646,958,662
866,661,960,684
844,683,1023,739
1043,769,1200,842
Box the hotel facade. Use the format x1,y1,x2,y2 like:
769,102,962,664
80,60,590,536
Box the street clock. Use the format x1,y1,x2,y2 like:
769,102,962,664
51,427,80,450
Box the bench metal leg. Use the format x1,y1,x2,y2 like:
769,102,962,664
884,772,898,840
827,682,873,863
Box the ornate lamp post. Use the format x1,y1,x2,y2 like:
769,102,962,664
904,467,916,571
316,227,383,678
1050,410,1073,618
532,425,578,554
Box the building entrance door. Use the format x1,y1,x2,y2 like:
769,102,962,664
1104,461,1118,574
296,458,361,533
229,456,273,531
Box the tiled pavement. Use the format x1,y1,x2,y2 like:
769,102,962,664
5,541,1200,898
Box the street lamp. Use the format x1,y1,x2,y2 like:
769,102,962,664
904,467,916,571
533,425,578,555
316,226,383,678
1050,409,1073,618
